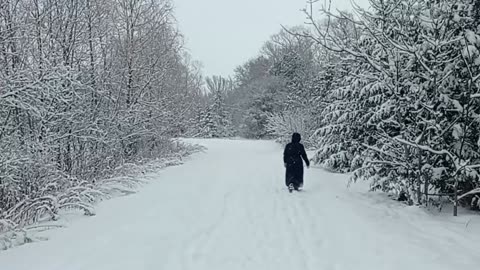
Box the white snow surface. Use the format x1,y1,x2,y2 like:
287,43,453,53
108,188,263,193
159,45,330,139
1,139,480,270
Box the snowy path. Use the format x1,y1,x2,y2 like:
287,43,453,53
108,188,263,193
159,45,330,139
1,139,480,270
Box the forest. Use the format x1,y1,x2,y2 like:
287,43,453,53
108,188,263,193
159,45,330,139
1,0,480,245
0,0,205,237
200,0,480,215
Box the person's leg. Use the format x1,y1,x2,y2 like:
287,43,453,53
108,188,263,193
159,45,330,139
286,167,295,192
285,166,293,187
298,166,304,189
292,165,303,190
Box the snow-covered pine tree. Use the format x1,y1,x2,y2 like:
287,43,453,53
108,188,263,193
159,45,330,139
199,76,233,138
303,0,480,213
301,10,394,174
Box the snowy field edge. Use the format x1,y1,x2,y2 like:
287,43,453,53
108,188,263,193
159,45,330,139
0,140,205,251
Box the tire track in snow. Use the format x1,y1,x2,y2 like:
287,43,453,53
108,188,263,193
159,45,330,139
301,195,331,269
242,172,264,266
293,193,330,270
270,170,300,269
270,175,310,270
181,189,233,270
284,194,311,270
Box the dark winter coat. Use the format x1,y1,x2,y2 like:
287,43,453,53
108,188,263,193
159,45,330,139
283,133,309,188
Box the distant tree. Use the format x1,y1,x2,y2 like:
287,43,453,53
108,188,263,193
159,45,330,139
199,76,233,138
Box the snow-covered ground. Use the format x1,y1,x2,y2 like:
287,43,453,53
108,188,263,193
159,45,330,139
1,139,479,270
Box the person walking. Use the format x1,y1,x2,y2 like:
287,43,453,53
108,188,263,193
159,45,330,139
283,132,310,192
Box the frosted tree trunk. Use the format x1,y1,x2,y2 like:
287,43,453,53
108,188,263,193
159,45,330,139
454,179,458,217
417,148,422,205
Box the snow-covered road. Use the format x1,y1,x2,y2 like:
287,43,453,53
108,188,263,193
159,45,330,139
1,139,480,270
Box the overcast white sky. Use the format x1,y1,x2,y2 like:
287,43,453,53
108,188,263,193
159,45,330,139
174,0,370,77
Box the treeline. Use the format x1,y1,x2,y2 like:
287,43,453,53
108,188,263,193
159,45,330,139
207,0,480,215
198,26,323,142
0,0,204,233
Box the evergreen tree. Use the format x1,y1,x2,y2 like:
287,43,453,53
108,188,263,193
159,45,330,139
199,76,233,138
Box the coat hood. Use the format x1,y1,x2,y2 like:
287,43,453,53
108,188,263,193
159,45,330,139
291,133,301,143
